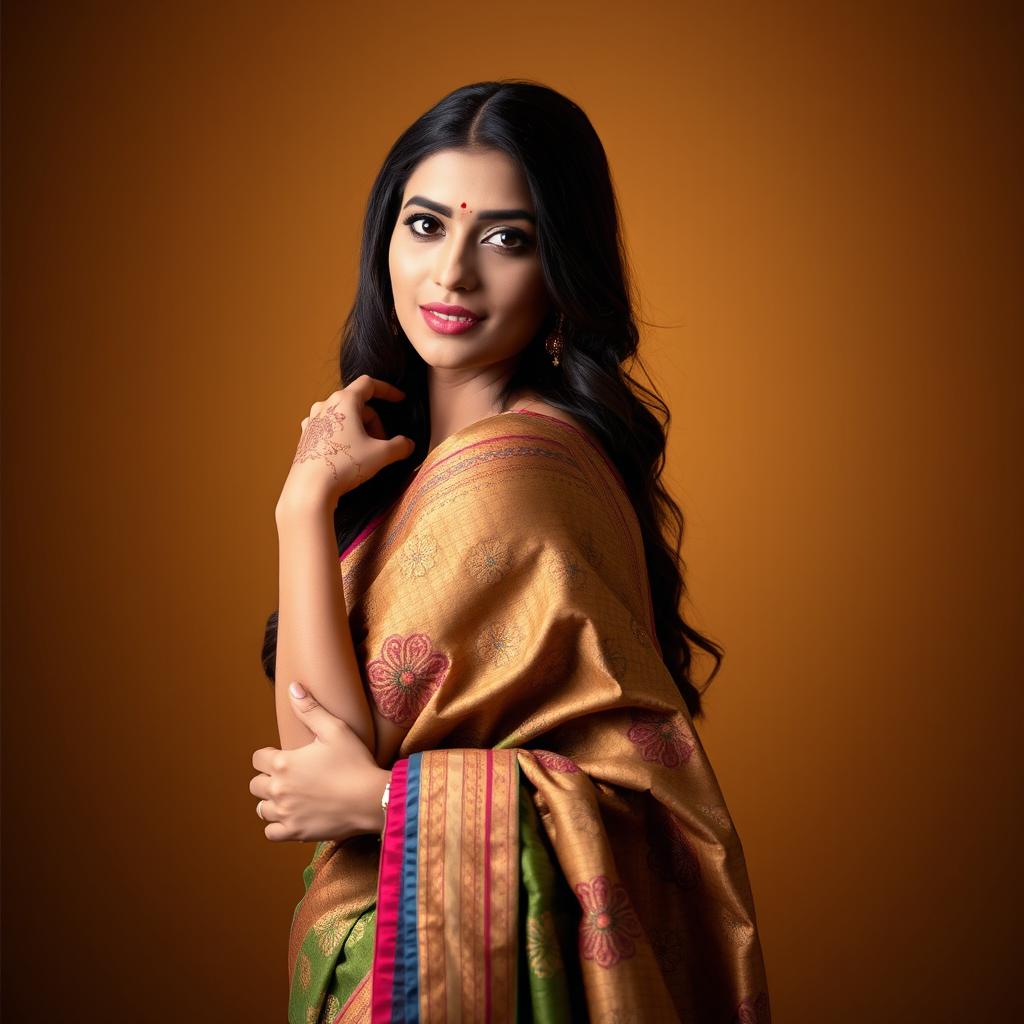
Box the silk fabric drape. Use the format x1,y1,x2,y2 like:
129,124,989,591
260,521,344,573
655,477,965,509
286,408,770,1024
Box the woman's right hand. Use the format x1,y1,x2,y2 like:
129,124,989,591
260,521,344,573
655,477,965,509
277,375,415,514
251,679,392,844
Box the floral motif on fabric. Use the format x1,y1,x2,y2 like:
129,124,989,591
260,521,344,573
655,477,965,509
628,614,652,647
548,547,589,589
625,709,695,768
734,991,772,1024
399,529,438,579
316,993,341,1024
568,796,602,836
530,749,581,773
599,635,629,679
698,803,733,830
347,911,371,947
575,874,644,968
367,632,450,726
297,951,311,990
465,536,513,583
526,910,564,978
312,907,346,957
476,617,524,666
646,807,702,889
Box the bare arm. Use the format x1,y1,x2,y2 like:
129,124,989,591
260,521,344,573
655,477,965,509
273,497,376,753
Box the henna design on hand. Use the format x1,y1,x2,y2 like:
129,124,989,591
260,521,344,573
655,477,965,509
292,405,363,485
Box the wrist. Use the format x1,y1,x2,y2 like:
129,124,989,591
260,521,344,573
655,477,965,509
366,767,393,837
275,488,336,525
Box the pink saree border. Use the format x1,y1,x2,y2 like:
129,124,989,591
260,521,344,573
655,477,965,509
369,757,409,1023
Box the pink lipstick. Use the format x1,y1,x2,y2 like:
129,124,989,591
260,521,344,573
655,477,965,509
419,302,485,336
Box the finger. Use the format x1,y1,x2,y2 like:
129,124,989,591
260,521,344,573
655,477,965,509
257,797,281,822
264,821,294,843
380,433,417,461
288,681,343,740
252,747,281,773
249,773,271,798
349,375,407,403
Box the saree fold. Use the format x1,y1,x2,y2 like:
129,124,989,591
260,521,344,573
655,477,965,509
286,409,771,1024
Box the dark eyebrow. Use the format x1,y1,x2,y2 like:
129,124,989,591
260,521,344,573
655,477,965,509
402,194,536,225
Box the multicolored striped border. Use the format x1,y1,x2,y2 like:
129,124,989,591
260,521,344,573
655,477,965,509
370,750,521,1023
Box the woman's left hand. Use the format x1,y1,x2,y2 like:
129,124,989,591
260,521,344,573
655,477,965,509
250,681,391,844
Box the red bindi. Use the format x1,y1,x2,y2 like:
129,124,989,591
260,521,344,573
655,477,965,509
460,202,467,208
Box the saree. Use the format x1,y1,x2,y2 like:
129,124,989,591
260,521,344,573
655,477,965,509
286,408,771,1023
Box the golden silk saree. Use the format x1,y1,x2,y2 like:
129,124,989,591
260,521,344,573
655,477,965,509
287,408,771,1024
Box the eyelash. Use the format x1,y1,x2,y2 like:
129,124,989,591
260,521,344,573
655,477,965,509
401,213,533,253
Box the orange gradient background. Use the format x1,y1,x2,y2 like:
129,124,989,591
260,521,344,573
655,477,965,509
3,3,1021,1021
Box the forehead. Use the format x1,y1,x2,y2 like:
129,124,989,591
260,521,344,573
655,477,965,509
402,148,532,207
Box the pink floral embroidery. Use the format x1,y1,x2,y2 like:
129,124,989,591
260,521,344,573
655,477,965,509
575,874,643,968
366,633,449,726
625,709,694,768
530,749,581,773
734,991,772,1024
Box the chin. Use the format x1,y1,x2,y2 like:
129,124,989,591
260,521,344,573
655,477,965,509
413,333,484,359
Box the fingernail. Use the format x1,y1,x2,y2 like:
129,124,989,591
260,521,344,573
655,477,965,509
289,681,306,698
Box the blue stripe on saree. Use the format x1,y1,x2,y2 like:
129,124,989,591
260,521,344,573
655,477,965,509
393,751,422,1022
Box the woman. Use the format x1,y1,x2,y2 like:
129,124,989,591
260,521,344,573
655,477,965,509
252,80,771,1023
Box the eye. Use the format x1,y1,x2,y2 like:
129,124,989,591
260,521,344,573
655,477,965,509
484,228,531,252
401,213,533,254
403,213,442,238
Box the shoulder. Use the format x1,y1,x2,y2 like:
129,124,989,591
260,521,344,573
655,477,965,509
512,398,584,430
421,402,593,513
410,404,636,578
510,400,603,452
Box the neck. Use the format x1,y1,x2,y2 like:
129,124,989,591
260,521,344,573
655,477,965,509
424,365,523,456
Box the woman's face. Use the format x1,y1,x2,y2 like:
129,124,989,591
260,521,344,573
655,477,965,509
388,147,549,374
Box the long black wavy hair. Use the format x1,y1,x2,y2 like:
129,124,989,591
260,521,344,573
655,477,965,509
262,79,723,720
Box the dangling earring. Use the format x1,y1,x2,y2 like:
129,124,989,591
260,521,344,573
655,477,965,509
545,312,565,367
390,304,401,336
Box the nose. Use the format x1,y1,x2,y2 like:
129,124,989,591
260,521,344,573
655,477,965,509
433,231,478,293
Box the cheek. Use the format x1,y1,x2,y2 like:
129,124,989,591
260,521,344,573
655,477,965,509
495,266,547,320
388,235,419,290
388,237,404,282
386,237,397,284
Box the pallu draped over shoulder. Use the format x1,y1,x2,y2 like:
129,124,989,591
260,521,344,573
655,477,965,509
287,408,771,1024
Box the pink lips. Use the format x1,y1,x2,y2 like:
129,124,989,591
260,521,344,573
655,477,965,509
419,303,485,336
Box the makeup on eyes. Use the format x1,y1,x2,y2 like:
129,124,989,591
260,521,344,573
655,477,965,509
400,212,533,253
